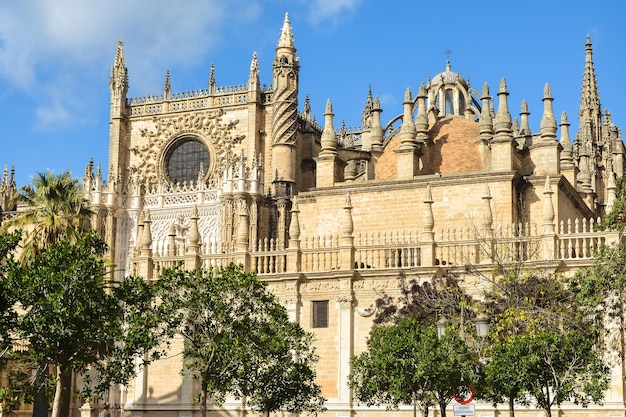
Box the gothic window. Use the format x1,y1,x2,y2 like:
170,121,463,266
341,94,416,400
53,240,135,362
312,300,329,328
445,89,454,115
164,136,210,185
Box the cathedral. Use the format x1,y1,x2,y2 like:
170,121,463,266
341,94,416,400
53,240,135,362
1,12,625,417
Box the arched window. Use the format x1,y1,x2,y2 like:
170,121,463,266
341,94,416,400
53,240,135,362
445,89,454,115
164,136,210,185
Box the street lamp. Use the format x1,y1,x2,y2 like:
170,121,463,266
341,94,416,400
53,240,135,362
436,317,450,339
435,314,490,339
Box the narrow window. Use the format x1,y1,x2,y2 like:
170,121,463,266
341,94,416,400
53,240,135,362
312,300,329,328
445,89,454,115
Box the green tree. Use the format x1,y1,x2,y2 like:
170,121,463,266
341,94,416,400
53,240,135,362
3,232,164,417
479,260,608,416
0,230,23,413
2,170,93,259
243,314,325,417
155,263,325,417
349,317,475,417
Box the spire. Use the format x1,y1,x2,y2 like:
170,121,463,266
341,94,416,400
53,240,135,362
370,96,384,149
399,87,417,149
579,35,601,123
494,78,512,139
415,82,429,142
560,112,575,167
320,99,338,155
164,70,171,99
303,93,311,120
248,51,259,90
209,63,216,93
109,39,128,98
479,82,494,140
277,12,296,52
362,87,374,129
540,83,557,141
519,100,531,136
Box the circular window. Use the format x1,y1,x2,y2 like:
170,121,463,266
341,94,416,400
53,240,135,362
165,136,210,185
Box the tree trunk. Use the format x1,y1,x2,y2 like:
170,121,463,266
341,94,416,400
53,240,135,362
509,397,515,417
51,365,64,417
543,382,552,417
201,378,208,417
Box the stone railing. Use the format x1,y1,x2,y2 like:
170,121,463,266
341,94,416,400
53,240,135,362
131,217,624,280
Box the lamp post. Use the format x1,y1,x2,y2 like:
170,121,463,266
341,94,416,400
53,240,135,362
435,313,490,417
435,313,490,340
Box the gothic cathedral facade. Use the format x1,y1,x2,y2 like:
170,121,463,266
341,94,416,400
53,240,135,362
2,12,625,417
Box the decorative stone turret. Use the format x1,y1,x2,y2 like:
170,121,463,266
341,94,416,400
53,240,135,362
271,13,300,196
415,83,431,174
316,99,344,187
530,84,560,176
137,209,154,280
477,83,494,169
559,112,577,186
369,96,384,150
209,63,216,94
395,88,420,179
360,88,374,150
108,39,129,185
491,79,516,171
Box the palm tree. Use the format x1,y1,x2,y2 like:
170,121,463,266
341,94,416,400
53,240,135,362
2,169,93,258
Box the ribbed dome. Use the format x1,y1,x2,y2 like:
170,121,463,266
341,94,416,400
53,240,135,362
430,61,467,87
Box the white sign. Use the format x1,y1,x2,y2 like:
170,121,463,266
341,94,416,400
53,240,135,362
453,404,475,416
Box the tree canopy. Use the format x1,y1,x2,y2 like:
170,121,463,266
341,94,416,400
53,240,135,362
1,170,93,259
0,231,164,417
349,317,474,417
155,263,325,417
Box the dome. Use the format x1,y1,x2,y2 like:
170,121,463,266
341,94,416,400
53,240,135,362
427,117,482,174
374,117,483,179
430,61,467,87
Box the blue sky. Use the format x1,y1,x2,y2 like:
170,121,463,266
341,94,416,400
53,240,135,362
1,0,625,187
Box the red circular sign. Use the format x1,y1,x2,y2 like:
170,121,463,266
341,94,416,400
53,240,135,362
453,384,475,405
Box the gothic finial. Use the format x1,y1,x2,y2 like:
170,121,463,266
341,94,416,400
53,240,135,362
482,82,490,97
494,78,512,137
209,63,215,91
403,87,412,103
320,99,337,154
560,111,573,154
164,70,171,97
540,83,557,140
277,12,295,50
109,39,128,95
304,93,311,119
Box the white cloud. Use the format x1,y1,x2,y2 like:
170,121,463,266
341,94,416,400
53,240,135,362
0,0,262,128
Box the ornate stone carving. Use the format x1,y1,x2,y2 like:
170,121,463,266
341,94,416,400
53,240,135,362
356,304,377,317
337,294,354,308
132,109,245,185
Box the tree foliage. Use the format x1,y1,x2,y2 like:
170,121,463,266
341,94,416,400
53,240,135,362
1,170,93,259
0,231,164,417
155,263,325,417
349,317,474,417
